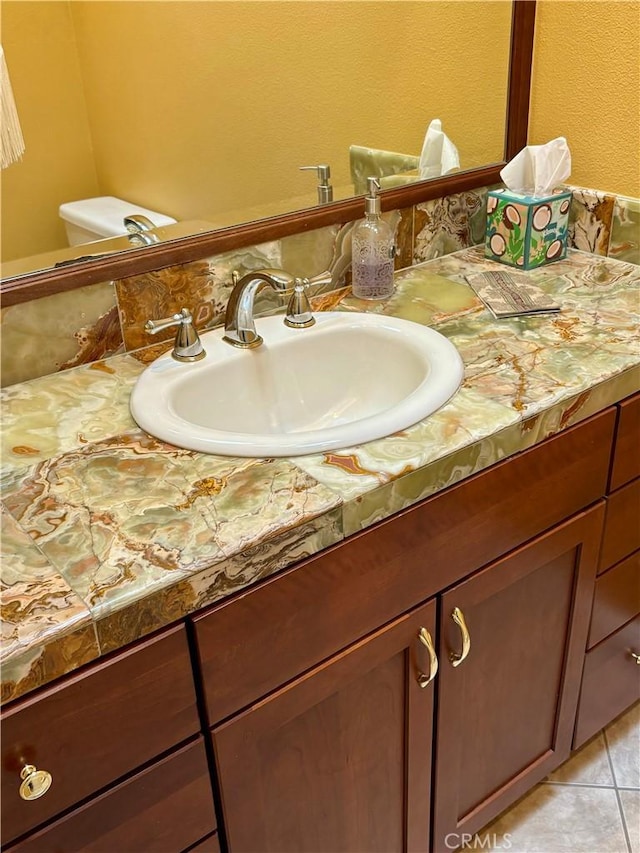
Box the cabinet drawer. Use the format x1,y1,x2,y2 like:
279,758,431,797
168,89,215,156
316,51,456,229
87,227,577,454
195,409,614,724
588,552,640,648
574,615,640,748
599,479,640,573
1,625,200,846
610,393,640,492
7,739,215,853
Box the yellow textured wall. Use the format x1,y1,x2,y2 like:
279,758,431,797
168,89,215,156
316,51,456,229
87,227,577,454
529,0,640,198
1,2,99,262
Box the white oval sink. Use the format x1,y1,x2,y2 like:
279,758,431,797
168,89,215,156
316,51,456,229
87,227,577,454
130,312,464,457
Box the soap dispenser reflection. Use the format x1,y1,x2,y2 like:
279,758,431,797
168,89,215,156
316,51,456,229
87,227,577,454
351,177,396,300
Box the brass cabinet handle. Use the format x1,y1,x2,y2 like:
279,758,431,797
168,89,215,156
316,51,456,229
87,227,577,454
417,627,439,687
450,606,471,667
630,651,640,665
19,765,52,801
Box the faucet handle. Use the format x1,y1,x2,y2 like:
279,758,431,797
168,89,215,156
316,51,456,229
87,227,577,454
144,308,206,362
304,270,334,290
284,278,315,329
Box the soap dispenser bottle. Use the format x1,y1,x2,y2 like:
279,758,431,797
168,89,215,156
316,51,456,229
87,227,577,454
351,177,395,300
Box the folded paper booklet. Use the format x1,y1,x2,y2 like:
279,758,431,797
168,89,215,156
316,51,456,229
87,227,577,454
466,271,561,319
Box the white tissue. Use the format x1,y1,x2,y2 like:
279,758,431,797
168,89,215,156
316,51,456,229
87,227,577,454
419,119,460,179
500,137,572,197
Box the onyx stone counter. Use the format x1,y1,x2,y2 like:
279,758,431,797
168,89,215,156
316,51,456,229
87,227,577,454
2,247,639,704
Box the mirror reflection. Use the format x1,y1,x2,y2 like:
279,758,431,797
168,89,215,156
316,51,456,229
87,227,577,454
1,1,512,278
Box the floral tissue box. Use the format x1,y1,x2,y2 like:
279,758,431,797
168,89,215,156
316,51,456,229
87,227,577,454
485,188,571,270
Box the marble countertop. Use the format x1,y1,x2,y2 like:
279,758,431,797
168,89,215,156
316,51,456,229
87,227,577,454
2,247,639,705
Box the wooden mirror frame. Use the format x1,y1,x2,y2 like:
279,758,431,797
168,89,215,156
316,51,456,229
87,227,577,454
1,1,535,308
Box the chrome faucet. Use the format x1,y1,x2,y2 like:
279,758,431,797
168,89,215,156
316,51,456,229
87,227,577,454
125,214,156,231
223,268,332,348
124,214,159,246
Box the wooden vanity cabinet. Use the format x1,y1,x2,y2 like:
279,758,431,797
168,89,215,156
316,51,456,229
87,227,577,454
1,404,628,852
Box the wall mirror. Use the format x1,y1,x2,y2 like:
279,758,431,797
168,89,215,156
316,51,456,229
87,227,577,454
0,0,535,304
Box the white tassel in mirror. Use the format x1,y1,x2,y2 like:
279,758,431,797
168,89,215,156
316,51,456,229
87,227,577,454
0,45,25,169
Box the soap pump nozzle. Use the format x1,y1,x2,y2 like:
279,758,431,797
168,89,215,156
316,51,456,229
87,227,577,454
300,164,333,204
364,177,382,216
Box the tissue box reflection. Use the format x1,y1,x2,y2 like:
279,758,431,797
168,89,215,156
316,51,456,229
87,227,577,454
485,188,571,270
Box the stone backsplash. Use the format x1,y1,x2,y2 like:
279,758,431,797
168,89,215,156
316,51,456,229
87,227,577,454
567,186,639,263
1,185,637,387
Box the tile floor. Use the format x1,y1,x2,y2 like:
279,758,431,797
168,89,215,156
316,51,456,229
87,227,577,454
480,702,639,852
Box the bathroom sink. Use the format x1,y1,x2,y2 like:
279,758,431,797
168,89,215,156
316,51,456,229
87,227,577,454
130,312,464,457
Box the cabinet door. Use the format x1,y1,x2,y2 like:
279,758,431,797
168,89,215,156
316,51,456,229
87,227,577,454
432,504,604,852
213,599,437,853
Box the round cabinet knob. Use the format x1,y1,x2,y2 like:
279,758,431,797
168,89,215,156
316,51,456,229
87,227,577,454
630,651,640,665
19,765,52,801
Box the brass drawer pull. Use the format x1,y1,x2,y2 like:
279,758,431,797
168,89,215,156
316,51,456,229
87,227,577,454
630,651,640,665
450,606,471,667
417,627,439,687
19,765,52,801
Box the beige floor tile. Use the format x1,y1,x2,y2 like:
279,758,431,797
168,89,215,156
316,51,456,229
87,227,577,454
547,732,615,787
481,784,628,852
620,789,640,853
606,703,640,790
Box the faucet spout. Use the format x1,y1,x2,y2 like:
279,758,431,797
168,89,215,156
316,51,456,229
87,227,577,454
124,214,156,232
124,214,160,246
223,268,296,348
